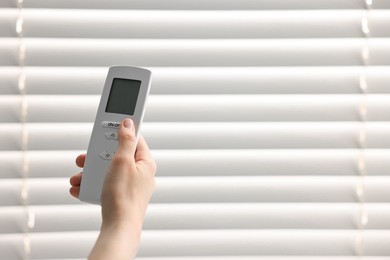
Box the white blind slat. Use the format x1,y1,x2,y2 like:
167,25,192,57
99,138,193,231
3,122,388,150
2,66,390,95
22,94,390,122
0,180,23,206
5,10,386,38
0,231,369,258
139,230,390,256
4,149,349,179
3,94,390,123
0,96,21,122
0,124,21,151
28,66,390,94
2,122,390,150
0,39,18,66
152,176,390,203
0,152,22,178
0,149,390,179
0,10,17,37
19,0,371,10
0,203,365,233
0,67,19,94
20,230,390,258
141,122,390,149
4,203,390,234
0,207,24,233
152,149,390,177
1,176,390,206
0,234,23,260
20,38,378,67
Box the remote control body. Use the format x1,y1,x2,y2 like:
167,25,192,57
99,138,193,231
79,66,152,204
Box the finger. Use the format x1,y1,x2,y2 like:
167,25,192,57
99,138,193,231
135,136,157,174
70,172,82,186
135,135,153,162
76,154,86,168
116,118,137,158
69,186,80,198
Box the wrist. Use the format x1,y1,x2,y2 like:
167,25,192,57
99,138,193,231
101,206,145,233
101,217,142,239
91,213,143,260
102,197,149,225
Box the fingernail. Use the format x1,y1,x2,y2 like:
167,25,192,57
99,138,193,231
123,118,133,130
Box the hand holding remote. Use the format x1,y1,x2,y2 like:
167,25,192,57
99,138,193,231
79,66,152,204
69,118,156,260
100,118,156,225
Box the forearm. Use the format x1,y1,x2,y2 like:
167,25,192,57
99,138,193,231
88,219,143,260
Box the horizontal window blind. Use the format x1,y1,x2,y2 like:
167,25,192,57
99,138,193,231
1,0,390,260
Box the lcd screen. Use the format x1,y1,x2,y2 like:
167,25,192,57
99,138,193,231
105,78,141,115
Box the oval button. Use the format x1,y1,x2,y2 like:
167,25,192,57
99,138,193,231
101,121,120,129
105,131,118,140
99,151,115,160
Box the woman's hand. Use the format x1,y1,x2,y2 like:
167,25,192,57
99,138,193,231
69,118,157,260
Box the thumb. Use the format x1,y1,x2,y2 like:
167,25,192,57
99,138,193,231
116,118,137,157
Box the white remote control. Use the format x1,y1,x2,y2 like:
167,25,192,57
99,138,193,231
79,66,152,204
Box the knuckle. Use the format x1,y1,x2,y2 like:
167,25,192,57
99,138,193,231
112,153,130,165
151,179,156,191
150,160,158,174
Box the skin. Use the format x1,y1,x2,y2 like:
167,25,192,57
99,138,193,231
69,118,157,260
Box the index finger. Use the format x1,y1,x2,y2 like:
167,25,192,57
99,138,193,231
135,135,153,162
76,154,86,168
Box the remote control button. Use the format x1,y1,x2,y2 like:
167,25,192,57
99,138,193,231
99,151,114,160
101,121,120,129
105,131,118,140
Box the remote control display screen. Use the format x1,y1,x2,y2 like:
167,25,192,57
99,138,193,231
105,78,141,115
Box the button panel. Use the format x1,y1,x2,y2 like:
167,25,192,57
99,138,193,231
100,121,119,161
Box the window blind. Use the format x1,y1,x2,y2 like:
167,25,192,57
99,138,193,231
1,0,390,259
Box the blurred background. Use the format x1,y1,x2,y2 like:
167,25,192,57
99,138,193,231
1,0,390,259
